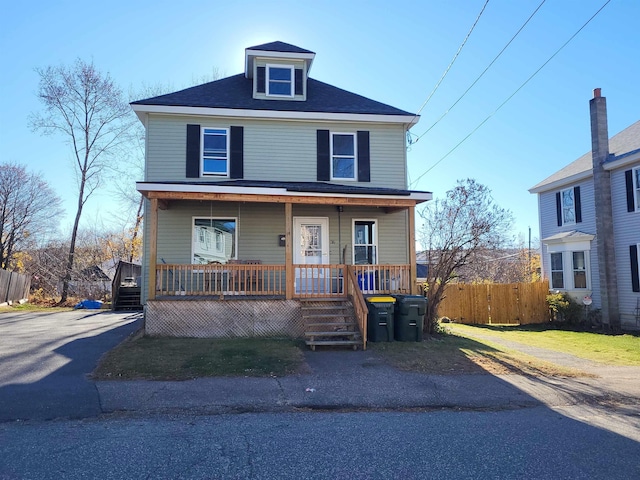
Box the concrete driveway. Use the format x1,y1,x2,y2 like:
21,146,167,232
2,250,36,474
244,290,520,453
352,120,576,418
0,310,141,422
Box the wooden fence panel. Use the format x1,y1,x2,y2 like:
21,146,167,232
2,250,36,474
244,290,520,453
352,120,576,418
0,269,31,304
438,282,550,325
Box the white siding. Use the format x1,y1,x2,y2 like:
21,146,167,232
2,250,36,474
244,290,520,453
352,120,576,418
611,164,640,328
145,115,407,189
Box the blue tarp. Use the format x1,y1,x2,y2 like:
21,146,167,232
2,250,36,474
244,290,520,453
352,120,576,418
74,299,103,310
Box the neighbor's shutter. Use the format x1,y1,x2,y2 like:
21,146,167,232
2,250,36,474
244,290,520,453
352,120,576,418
295,69,303,95
555,192,562,226
256,66,266,94
631,245,640,292
317,130,330,181
626,169,635,212
186,124,201,178
357,131,370,182
574,186,582,223
229,126,244,179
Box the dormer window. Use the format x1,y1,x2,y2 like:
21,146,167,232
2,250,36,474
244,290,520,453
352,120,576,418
267,65,294,97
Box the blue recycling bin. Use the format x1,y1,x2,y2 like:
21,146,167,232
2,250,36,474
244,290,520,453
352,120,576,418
358,271,375,290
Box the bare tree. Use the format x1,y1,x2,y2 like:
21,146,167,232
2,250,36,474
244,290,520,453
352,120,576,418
0,162,63,269
419,179,513,333
30,59,134,303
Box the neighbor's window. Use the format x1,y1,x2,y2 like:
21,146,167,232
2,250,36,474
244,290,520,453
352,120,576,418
202,128,228,176
192,218,236,264
561,188,576,225
572,251,587,289
353,220,377,264
267,65,294,97
331,133,356,180
550,252,564,289
634,167,640,211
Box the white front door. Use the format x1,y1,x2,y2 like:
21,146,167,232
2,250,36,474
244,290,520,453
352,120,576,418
293,217,329,293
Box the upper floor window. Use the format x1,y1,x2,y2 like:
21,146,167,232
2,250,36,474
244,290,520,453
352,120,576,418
627,167,640,212
561,188,575,225
353,220,377,264
202,128,228,176
331,133,356,180
267,65,294,97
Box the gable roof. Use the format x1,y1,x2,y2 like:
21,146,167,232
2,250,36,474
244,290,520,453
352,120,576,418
246,41,315,54
530,120,640,193
131,74,415,117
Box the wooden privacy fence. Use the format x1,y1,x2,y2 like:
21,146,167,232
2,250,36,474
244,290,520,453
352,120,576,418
438,282,551,325
0,269,31,305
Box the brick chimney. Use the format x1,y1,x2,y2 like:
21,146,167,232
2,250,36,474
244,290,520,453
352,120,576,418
590,88,620,330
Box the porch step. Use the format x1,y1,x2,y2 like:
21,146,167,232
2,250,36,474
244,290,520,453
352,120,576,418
302,298,363,351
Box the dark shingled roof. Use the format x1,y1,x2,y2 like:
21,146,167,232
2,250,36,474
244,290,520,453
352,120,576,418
247,41,315,54
131,74,415,116
138,180,430,197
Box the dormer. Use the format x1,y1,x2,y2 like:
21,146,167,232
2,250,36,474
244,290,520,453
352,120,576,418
245,41,315,101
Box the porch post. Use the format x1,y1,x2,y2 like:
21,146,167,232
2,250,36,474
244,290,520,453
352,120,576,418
408,205,417,294
148,198,158,301
285,202,293,299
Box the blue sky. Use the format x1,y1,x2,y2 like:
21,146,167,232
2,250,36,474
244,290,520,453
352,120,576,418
1,0,639,245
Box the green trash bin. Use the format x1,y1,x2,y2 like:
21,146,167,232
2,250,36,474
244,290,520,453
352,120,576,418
392,295,427,341
366,296,396,342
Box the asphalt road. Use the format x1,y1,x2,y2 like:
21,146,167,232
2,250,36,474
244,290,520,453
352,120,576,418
0,310,141,421
2,408,639,479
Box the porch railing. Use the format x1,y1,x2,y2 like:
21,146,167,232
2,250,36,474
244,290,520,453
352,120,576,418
155,263,411,298
346,265,368,350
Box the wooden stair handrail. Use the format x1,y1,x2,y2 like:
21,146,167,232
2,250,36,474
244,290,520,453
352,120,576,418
346,265,368,350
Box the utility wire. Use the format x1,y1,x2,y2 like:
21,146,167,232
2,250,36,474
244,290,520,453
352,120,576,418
409,0,490,126
410,0,611,188
412,0,546,144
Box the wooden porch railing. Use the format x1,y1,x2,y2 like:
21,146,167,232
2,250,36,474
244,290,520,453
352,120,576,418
346,265,368,350
155,263,411,299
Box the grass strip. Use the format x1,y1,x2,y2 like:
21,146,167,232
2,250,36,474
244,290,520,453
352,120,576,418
93,335,307,380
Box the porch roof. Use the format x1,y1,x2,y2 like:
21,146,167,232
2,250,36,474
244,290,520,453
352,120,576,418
137,180,432,208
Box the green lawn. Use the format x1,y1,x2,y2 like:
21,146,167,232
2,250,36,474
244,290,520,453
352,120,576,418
93,336,307,380
449,323,640,366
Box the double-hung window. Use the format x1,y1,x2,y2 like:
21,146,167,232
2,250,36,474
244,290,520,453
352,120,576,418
634,167,640,211
353,220,377,264
331,133,356,180
202,128,228,176
561,188,575,225
550,252,564,289
572,252,587,289
267,65,294,97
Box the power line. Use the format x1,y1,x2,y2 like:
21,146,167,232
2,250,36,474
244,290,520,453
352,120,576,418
412,0,547,144
410,0,611,188
409,0,490,126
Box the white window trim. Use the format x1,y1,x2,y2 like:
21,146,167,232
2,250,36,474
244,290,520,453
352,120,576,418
200,127,230,177
633,166,640,212
560,187,576,226
550,252,564,289
266,64,294,98
352,219,378,265
330,132,357,181
546,243,592,291
191,216,238,265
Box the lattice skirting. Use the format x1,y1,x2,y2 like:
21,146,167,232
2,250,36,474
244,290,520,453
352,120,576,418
145,299,311,338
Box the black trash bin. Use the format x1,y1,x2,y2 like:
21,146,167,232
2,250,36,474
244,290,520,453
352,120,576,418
366,296,396,342
392,295,427,341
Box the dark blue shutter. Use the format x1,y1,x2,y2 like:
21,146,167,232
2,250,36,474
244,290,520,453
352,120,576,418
256,67,266,94
229,126,243,179
574,186,582,223
631,245,640,292
186,124,200,178
555,192,562,226
295,69,303,95
317,130,330,181
626,170,635,212
357,131,370,182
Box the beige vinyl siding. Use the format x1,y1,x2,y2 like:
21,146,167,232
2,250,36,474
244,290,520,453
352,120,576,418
145,115,407,189
611,165,640,327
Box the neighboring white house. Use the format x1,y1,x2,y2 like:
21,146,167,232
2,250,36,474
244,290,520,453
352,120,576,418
529,88,640,330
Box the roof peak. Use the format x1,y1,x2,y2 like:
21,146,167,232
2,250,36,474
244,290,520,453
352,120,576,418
245,41,315,54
